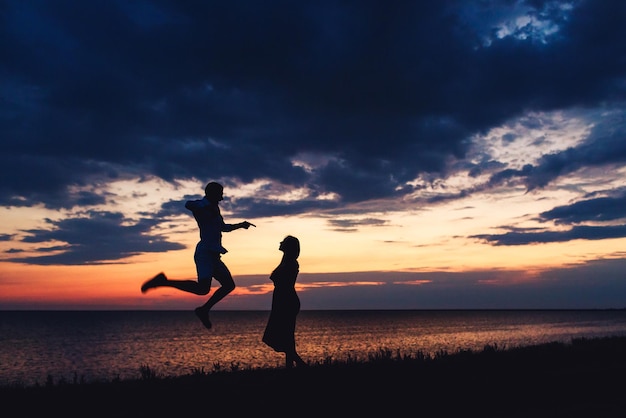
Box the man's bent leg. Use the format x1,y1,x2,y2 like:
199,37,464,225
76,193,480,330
200,260,234,309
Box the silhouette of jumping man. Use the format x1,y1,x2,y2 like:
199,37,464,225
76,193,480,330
141,181,255,329
262,235,307,368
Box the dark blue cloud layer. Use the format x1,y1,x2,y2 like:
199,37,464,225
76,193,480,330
6,210,185,265
2,0,626,264
472,189,626,245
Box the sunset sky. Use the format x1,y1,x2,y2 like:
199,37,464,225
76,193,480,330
1,0,626,310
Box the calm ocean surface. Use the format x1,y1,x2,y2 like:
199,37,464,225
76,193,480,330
1,309,626,386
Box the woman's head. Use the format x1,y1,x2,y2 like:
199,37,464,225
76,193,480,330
280,235,300,259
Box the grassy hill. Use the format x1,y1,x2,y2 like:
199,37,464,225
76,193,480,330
3,335,626,417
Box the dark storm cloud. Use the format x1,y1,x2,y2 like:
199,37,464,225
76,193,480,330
328,217,389,232
472,224,626,246
6,210,185,265
2,0,626,264
2,0,625,207
539,190,626,225
487,110,626,191
224,197,337,219
471,188,626,245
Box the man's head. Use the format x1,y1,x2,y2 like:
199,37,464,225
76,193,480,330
205,182,224,202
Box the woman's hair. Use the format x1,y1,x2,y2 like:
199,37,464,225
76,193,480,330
282,235,300,259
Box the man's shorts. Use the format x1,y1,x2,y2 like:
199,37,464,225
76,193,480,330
194,242,231,285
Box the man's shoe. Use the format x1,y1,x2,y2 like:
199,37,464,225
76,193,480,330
141,272,167,293
195,307,212,330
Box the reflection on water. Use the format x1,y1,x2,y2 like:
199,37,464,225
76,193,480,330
1,310,625,386
296,310,626,360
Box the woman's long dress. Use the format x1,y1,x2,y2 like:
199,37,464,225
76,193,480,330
262,259,300,353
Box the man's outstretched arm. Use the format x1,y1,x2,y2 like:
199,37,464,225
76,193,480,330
223,221,256,232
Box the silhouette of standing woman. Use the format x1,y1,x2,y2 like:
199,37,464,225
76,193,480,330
141,181,255,330
262,235,307,368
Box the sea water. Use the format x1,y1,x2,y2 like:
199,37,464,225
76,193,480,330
1,309,626,386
